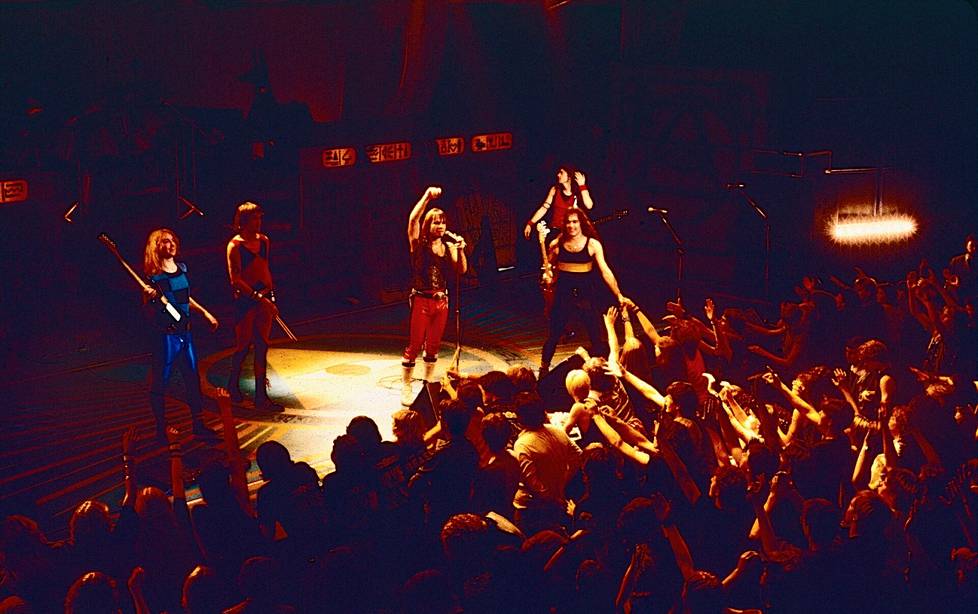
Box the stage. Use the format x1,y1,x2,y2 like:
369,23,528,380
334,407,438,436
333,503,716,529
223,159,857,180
1,274,576,539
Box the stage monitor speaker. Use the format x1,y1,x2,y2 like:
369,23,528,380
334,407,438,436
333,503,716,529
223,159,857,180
537,354,586,411
410,381,446,429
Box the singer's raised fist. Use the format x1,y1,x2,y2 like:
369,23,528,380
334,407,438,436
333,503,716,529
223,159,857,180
426,186,443,199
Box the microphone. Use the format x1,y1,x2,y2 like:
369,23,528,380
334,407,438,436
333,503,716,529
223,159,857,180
647,207,669,215
724,183,745,189
442,231,464,244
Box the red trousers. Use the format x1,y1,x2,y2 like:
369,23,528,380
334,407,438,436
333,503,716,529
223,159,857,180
402,295,449,365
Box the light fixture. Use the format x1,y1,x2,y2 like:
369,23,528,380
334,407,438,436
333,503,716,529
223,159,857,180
828,212,917,244
824,166,917,245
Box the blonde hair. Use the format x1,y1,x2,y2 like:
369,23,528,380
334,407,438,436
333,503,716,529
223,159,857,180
420,208,446,244
143,228,178,277
392,409,426,445
565,369,591,402
234,201,263,232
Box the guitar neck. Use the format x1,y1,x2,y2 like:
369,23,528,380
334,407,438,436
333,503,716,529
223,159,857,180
108,249,153,292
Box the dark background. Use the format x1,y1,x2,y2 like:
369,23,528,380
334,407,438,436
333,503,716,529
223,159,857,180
1,0,976,370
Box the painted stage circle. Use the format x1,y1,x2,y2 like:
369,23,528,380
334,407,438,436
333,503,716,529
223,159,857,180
202,333,520,423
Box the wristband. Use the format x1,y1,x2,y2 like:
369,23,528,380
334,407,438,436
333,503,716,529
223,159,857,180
578,185,588,192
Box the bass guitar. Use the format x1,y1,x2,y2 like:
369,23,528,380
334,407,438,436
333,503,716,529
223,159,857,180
97,232,183,325
537,208,630,316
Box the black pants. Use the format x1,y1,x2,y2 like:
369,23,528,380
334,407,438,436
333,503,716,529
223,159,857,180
541,285,607,367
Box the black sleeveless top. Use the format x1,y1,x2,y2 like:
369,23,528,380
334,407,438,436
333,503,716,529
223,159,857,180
555,237,594,294
411,242,451,293
558,237,592,264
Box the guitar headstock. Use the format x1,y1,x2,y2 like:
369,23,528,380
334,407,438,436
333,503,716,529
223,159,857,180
536,220,550,244
97,232,119,253
614,208,629,220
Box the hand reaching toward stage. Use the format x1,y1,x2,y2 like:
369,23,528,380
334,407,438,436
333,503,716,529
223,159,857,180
761,370,781,387
831,367,850,391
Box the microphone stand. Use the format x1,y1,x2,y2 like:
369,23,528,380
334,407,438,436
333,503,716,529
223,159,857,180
651,210,685,302
728,185,771,298
449,237,464,372
453,257,462,371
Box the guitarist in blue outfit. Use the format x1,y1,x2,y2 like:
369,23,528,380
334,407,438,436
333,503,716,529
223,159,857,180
142,228,220,443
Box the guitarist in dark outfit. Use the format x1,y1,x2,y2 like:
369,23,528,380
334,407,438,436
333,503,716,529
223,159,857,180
142,228,220,443
539,209,633,377
226,202,284,412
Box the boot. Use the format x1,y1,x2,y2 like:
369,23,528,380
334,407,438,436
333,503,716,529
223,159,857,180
192,416,220,442
253,343,284,412
254,390,284,413
422,360,437,383
401,363,416,406
227,348,247,403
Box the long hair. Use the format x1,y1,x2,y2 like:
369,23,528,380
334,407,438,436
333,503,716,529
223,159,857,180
420,208,446,246
554,164,582,202
234,201,262,232
560,208,600,241
143,228,178,276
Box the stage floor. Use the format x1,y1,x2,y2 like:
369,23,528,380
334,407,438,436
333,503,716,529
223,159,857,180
1,275,571,538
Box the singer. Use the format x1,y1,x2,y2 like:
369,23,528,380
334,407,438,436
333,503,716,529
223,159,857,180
401,186,468,405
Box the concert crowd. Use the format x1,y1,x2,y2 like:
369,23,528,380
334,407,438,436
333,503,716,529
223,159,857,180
1,233,977,613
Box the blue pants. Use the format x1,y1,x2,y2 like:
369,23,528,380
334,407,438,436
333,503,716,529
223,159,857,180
150,332,203,425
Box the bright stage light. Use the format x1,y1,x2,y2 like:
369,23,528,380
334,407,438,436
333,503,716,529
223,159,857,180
828,213,917,245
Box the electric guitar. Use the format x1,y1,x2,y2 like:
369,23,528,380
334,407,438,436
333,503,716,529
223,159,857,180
536,220,555,316
537,209,630,316
98,232,183,326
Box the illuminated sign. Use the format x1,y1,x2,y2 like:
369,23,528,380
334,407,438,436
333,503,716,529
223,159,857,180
321,147,356,168
0,179,28,203
471,132,512,153
436,137,465,156
366,141,411,163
